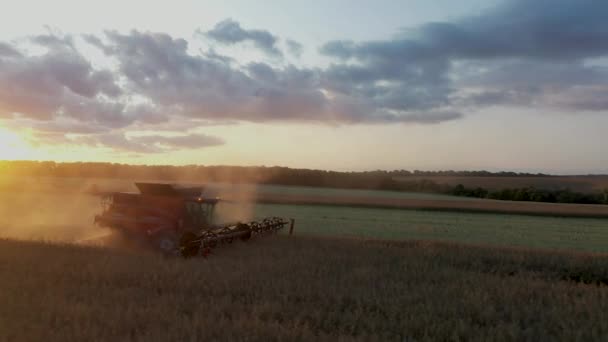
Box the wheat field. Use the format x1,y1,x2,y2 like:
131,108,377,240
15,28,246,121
1,236,608,341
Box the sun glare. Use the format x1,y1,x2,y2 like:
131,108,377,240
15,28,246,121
0,127,31,160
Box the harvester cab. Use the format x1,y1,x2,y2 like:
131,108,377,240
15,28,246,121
94,182,289,257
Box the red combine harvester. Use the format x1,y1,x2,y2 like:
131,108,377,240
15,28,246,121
94,183,289,257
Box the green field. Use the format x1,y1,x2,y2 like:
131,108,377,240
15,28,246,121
249,203,608,253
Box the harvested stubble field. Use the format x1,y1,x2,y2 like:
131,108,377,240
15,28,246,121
250,192,608,218
398,175,608,193
1,236,608,341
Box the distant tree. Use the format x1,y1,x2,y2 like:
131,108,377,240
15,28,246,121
451,184,466,196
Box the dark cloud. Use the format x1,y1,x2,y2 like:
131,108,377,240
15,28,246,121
0,42,22,57
202,48,235,64
203,19,282,57
388,110,462,124
456,60,608,109
461,61,608,89
323,0,608,61
319,40,355,59
320,0,608,113
321,58,451,112
456,90,531,108
286,39,303,58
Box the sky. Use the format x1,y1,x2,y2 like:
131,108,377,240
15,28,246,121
0,0,607,174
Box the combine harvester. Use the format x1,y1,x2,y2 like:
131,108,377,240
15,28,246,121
94,183,291,257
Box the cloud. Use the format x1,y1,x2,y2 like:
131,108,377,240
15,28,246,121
64,132,225,153
286,39,303,58
84,133,160,153
96,31,422,124
202,48,235,65
0,32,125,125
131,133,224,149
24,131,75,147
322,0,608,61
8,118,110,134
542,86,608,112
0,42,22,57
92,29,454,125
455,60,608,110
3,1,608,154
320,0,608,112
390,110,463,124
96,31,324,122
203,19,282,57
82,34,113,54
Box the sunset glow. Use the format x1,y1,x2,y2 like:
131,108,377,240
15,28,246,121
0,127,31,160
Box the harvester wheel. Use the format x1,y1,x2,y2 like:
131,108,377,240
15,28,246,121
179,232,200,258
240,230,252,241
152,231,179,256
237,223,252,241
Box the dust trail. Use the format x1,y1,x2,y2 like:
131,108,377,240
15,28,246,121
204,182,259,224
0,176,111,243
74,231,115,245
0,170,267,244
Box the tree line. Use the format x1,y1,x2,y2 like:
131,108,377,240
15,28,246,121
450,184,608,205
1,160,607,205
0,160,554,182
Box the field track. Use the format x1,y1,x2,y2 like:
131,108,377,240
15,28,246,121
247,193,608,218
3,175,608,218
398,175,608,193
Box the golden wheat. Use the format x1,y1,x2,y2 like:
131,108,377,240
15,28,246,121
1,236,608,341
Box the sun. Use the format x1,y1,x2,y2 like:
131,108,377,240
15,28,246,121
0,127,32,160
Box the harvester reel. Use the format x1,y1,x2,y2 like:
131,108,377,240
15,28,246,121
176,218,290,258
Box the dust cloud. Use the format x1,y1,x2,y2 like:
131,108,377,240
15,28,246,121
0,173,264,245
0,175,112,243
206,183,259,224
